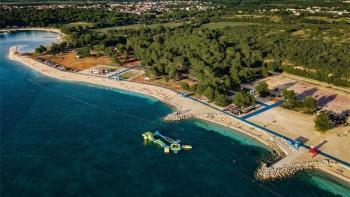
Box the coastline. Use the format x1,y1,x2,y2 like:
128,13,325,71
1,27,62,34
1,27,64,41
8,45,350,185
7,46,276,152
320,167,350,188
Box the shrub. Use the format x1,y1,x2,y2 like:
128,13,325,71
76,47,90,58
180,82,190,90
314,112,331,132
256,81,270,96
234,91,255,107
303,96,317,114
215,94,228,107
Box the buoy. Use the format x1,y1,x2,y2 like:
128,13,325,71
181,145,192,150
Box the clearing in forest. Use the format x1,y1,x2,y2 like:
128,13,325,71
95,21,188,32
39,52,113,71
199,22,259,29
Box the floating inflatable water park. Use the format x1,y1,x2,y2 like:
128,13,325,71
142,131,192,154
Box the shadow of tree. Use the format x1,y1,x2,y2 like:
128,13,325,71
340,109,350,117
317,94,337,107
273,82,297,94
297,87,318,99
295,136,309,144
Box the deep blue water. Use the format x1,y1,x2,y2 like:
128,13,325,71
1,31,350,197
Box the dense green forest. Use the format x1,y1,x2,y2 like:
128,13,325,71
0,6,210,28
0,8,144,28
125,24,350,89
37,21,350,107
1,2,349,98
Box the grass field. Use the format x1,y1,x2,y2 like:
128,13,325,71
304,16,350,23
95,21,188,32
199,22,260,29
119,69,144,80
66,22,95,28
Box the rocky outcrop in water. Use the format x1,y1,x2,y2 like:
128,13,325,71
256,160,336,181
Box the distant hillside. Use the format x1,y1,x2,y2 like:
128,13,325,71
0,0,346,5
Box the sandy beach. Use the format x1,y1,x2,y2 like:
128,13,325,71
8,46,350,185
8,46,270,143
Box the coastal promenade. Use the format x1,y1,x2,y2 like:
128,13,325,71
8,46,350,184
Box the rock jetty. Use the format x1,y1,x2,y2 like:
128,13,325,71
164,111,196,121
164,112,222,121
256,160,337,181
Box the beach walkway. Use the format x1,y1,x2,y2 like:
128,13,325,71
273,150,306,168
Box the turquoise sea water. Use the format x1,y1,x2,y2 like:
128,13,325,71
1,31,350,197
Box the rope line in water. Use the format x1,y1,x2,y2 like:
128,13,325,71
28,79,162,125
28,78,281,196
196,146,282,197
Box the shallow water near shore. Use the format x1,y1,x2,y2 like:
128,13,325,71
1,31,350,196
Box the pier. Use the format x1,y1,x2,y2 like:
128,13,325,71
272,149,305,168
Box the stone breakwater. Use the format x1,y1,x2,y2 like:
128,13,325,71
164,112,222,121
164,111,285,158
256,160,337,181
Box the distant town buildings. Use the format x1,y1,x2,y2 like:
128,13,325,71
1,1,214,15
236,6,350,17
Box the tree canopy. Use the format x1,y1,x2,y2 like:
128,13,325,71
233,92,255,107
314,112,331,131
255,81,269,96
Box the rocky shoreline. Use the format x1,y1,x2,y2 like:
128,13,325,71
256,160,337,181
164,111,223,121
164,111,198,121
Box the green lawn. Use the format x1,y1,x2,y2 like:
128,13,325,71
304,16,350,23
199,22,260,30
95,21,189,32
66,22,95,28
